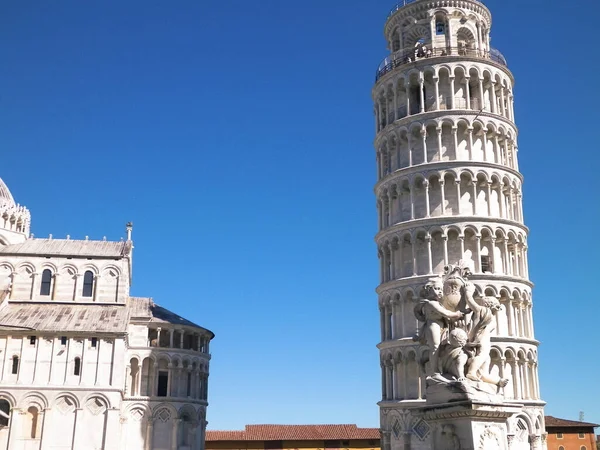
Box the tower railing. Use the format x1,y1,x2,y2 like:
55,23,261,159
376,47,507,81
388,0,484,17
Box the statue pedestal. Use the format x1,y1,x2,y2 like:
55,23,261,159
419,400,523,450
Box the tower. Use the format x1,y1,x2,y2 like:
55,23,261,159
372,1,546,448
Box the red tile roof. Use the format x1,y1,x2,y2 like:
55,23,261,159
206,425,381,442
545,416,599,428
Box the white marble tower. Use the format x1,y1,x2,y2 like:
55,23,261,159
372,1,546,448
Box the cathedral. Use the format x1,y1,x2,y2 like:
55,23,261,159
0,177,213,450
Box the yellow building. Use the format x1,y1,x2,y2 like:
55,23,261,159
206,425,380,450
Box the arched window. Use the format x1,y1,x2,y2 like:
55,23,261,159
179,413,192,446
436,20,445,35
558,446,565,450
11,356,19,375
82,271,94,297
74,357,81,376
580,446,587,450
0,400,10,427
40,269,52,296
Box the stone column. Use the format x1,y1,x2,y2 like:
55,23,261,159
407,133,413,166
465,77,471,110
442,235,449,265
421,127,428,163
156,328,162,348
169,329,174,349
405,83,411,117
51,273,60,301
145,418,154,450
471,181,478,215
455,180,462,215
452,126,458,158
434,76,440,110
449,76,455,109
29,272,39,300
491,81,497,114
440,180,446,215
424,180,430,217
437,126,443,161
419,78,425,113
411,240,417,276
474,235,482,273
8,272,17,300
73,273,83,301
409,186,415,220
487,182,493,216
467,127,474,160
167,363,173,397
426,234,433,274
171,419,180,450
393,85,398,121
124,365,131,396
92,274,101,302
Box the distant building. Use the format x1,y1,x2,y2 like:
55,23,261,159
206,425,380,450
544,416,598,450
0,177,214,449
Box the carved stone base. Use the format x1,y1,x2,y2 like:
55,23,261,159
425,375,502,404
421,401,523,450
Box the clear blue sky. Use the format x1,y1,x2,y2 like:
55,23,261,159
1,0,598,430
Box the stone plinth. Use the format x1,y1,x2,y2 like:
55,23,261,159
420,401,523,450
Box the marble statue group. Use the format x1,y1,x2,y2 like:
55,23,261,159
414,261,509,403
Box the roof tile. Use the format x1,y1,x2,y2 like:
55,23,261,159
206,425,380,442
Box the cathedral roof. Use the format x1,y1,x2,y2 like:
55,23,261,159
129,297,214,336
0,238,132,258
0,301,129,333
0,178,15,208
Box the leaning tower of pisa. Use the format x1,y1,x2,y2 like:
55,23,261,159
373,1,546,449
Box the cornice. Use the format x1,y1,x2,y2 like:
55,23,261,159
384,0,492,39
374,111,518,148
374,215,530,241
374,161,525,191
373,54,513,93
376,274,534,294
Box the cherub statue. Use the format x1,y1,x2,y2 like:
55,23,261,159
414,277,466,376
463,283,509,387
437,328,469,382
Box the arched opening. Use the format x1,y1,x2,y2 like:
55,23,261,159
40,269,52,296
73,357,81,376
23,407,40,439
141,357,155,396
0,400,10,427
130,358,139,396
179,412,194,448
11,356,19,375
157,359,169,397
456,27,477,54
82,271,94,297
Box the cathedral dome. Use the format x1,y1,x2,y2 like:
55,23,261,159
0,177,30,239
0,178,16,209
